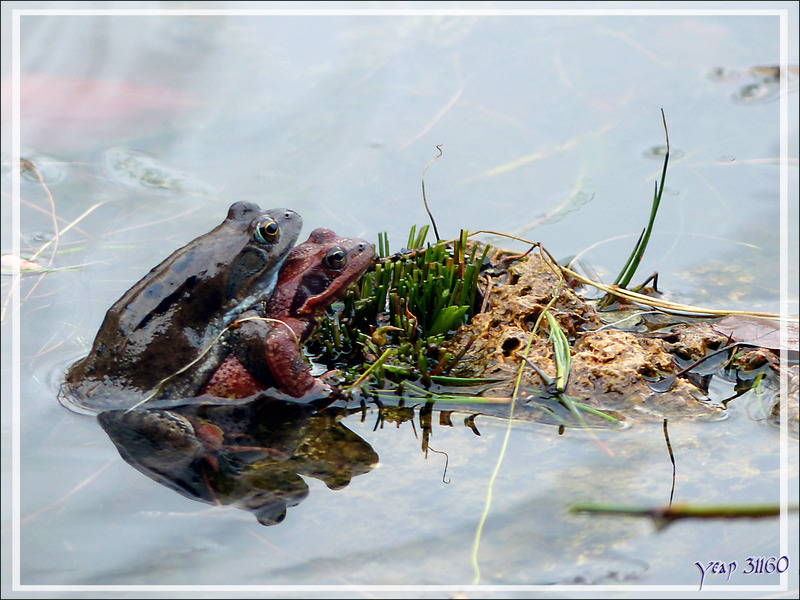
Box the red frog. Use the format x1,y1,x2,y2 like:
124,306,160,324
204,228,374,399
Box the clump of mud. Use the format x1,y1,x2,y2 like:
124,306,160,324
444,251,741,422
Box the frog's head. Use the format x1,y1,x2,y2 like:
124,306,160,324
221,202,303,316
268,227,375,320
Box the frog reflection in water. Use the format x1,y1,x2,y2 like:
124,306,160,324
97,397,379,525
62,202,374,412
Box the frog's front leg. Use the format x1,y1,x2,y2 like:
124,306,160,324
264,318,330,398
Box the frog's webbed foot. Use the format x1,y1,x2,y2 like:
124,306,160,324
301,377,334,400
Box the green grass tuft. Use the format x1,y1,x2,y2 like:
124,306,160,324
309,227,490,393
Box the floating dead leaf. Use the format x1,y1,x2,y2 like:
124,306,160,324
1,254,44,271
711,315,799,352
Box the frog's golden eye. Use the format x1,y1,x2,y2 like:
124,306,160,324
254,217,280,244
324,247,347,270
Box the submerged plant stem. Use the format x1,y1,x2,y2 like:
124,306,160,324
570,502,797,530
471,329,535,584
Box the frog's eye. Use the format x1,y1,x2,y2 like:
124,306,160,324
254,217,280,244
324,247,347,270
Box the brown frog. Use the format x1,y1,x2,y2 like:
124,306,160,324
204,227,375,399
60,202,303,413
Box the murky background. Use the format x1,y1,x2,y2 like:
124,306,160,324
2,2,798,596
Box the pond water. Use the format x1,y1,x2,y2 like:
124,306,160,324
2,3,798,597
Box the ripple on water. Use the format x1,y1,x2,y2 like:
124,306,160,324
19,152,66,185
98,146,218,197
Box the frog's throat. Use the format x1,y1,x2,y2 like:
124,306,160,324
222,270,279,323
